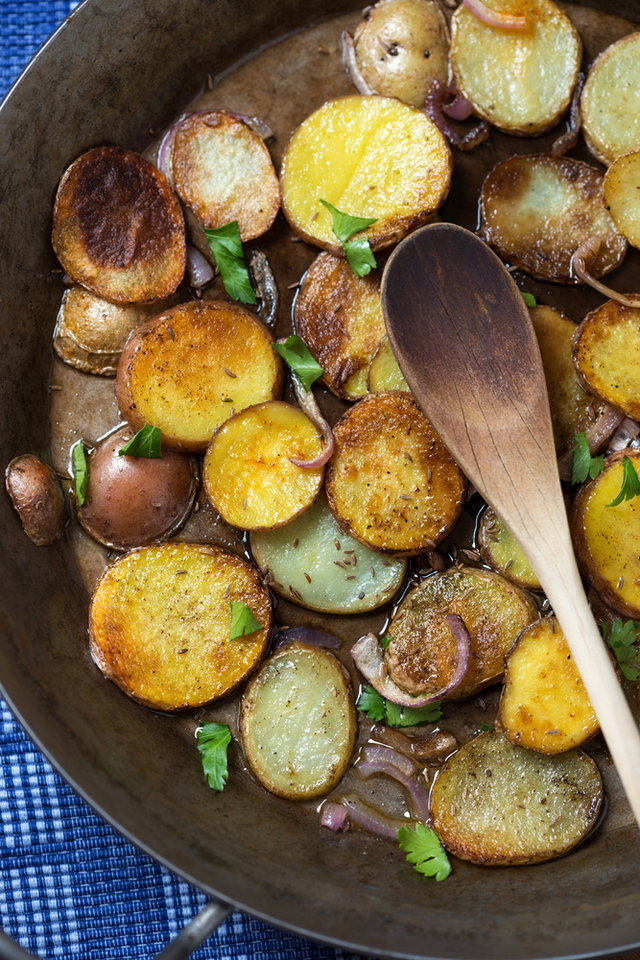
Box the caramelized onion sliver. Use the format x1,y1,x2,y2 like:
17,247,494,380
341,30,376,96
424,81,490,152
557,405,623,482
442,90,474,121
157,123,179,182
606,418,640,456
551,72,584,157
319,801,350,832
360,743,418,778
571,238,640,306
287,367,335,468
355,759,431,821
186,244,215,289
463,0,529,31
339,795,406,840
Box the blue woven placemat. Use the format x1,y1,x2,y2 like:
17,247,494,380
0,5,366,958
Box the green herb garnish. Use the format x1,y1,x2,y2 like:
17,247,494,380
571,432,604,485
319,199,377,277
272,335,324,392
197,722,231,791
521,292,537,307
229,601,263,640
72,441,89,506
607,455,640,507
379,635,392,649
357,685,442,727
479,722,495,732
118,425,162,458
398,823,451,881
204,222,256,304
603,619,640,681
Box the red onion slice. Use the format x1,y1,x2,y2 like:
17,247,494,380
274,627,342,652
186,243,215,289
463,0,529,31
442,90,474,121
351,615,472,707
551,73,584,157
157,123,179,182
355,759,431,822
424,81,490,152
320,802,349,832
571,238,640,306
342,30,376,96
557,405,624,482
286,364,335,469
360,743,417,778
339,795,406,840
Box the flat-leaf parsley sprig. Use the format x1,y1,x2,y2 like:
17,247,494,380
607,455,640,507
229,601,263,640
603,618,640,681
72,440,89,506
205,221,256,304
272,335,324,392
357,684,442,727
118,424,162,458
319,199,377,277
398,823,451,881
571,431,604,485
197,722,232,791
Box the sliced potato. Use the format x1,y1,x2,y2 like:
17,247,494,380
203,400,324,530
325,392,466,556
280,95,451,254
498,618,599,754
431,730,603,865
480,155,626,284
368,335,410,393
572,299,640,421
603,151,640,250
476,506,541,592
89,542,272,711
571,449,640,619
294,252,385,399
581,32,640,166
52,147,186,303
250,490,406,613
384,566,538,699
170,111,280,241
116,300,283,452
240,641,357,800
5,454,66,546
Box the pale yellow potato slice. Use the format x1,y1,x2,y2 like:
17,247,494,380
431,730,603,865
368,335,410,393
498,618,599,754
280,95,451,254
240,642,356,800
89,542,272,711
476,506,541,591
294,252,385,399
116,300,283,452
450,0,581,136
203,400,324,530
572,298,640,421
250,490,406,613
603,150,640,250
581,32,640,166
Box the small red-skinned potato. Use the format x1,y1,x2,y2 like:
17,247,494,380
5,454,66,546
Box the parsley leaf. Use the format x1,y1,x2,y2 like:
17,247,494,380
343,236,377,277
357,685,442,727
72,441,89,506
118,425,162,458
272,335,324,392
398,823,451,881
229,601,263,640
204,222,256,304
607,455,640,507
479,722,495,732
603,619,640,682
379,635,392,649
319,199,377,277
356,685,387,722
521,292,537,307
571,432,604,485
197,722,231,791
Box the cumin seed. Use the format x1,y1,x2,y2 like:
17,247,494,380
311,211,320,221
404,451,413,463
346,575,357,581
549,814,562,827
334,560,348,570
222,397,234,402
304,572,312,583
545,729,560,735
462,786,468,800
49,384,62,391
450,804,457,815
207,74,213,89
487,533,500,543
458,588,474,601
151,502,162,508
368,565,376,577
505,558,513,571
400,494,411,500
515,803,525,809
618,577,625,589
434,605,449,614
551,620,556,633
167,326,175,341
175,570,188,575
382,582,394,593
477,698,487,710
287,280,301,288
463,549,481,561
335,540,341,550
223,584,231,599
289,585,304,600
224,368,237,378
178,648,188,654
427,468,432,482
293,538,299,548
242,497,247,510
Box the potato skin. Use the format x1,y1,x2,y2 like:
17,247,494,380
572,298,640,421
5,455,66,546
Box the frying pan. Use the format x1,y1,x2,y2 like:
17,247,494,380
2,0,640,958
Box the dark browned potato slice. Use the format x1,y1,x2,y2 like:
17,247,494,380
52,147,186,303
280,95,451,254
368,335,410,393
116,300,283,452
76,427,198,551
498,618,599,754
581,33,640,167
240,642,356,800
5,455,65,546
431,730,603,865
603,151,640,249
325,392,466,556
480,155,626,284
476,506,541,592
170,111,280,241
89,542,272,711
572,299,640,420
571,449,640,619
384,566,538,699
450,0,581,136
294,252,385,399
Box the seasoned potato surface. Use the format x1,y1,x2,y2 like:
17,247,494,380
368,335,410,393
476,507,541,592
572,299,640,421
603,150,640,250
581,32,640,166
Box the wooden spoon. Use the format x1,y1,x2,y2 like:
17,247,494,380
381,221,640,825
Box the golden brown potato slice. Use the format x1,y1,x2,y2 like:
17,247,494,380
476,506,541,592
52,147,186,303
571,449,640,619
325,392,466,556
498,618,599,754
572,299,640,421
450,0,581,137
349,0,449,107
89,542,272,711
581,33,640,167
240,642,356,800
116,300,283,452
5,455,66,546
280,95,451,254
170,111,280,241
203,401,324,530
431,730,603,865
480,155,626,284
384,566,538,699
368,335,410,393
294,252,385,399
604,151,640,251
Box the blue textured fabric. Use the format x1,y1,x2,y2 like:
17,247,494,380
0,4,367,958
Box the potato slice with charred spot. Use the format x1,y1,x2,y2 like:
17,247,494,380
325,392,466,556
294,252,385,399
571,450,640,619
581,33,640,167
384,566,538,699
368,335,410,393
477,506,541,592
170,111,280,241
240,642,356,800
604,151,640,251
280,95,451,254
572,299,640,421
52,147,186,303
498,618,599,755
116,300,283,452
431,730,603,866
480,155,626,284
450,0,581,137
203,400,324,530
5,455,66,546
89,542,272,711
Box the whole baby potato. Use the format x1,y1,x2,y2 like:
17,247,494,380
5,454,66,545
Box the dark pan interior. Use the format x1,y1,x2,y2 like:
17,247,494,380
1,0,640,957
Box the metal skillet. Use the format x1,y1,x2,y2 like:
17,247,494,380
1,0,640,958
